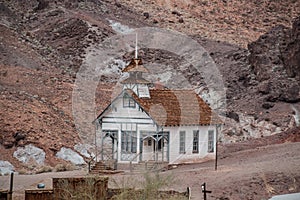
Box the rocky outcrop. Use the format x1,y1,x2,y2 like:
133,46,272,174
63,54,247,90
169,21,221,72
248,25,287,82
221,113,283,143
248,17,300,104
281,17,300,78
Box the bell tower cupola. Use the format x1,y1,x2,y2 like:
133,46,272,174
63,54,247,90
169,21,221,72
121,34,151,98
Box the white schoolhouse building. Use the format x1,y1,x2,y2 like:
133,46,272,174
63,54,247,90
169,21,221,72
95,56,222,166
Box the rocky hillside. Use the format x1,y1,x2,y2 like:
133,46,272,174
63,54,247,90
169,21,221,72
0,0,299,170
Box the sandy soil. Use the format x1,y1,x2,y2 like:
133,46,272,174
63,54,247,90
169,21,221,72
1,140,299,200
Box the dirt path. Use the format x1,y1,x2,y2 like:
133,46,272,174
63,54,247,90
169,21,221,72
0,142,299,200
109,142,300,199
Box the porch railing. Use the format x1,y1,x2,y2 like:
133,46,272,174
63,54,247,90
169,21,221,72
89,149,118,171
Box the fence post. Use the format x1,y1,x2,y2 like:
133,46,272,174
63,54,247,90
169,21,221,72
130,161,132,173
201,182,212,200
186,187,191,200
8,172,14,200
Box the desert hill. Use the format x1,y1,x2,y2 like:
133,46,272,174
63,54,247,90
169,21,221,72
0,0,299,172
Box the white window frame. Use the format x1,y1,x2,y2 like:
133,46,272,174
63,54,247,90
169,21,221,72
193,130,199,153
208,130,214,153
123,94,136,108
121,131,137,153
179,131,186,154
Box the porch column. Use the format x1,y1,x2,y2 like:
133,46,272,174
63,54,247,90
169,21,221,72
162,129,164,162
155,127,159,162
95,121,99,163
117,129,121,163
136,125,140,162
101,131,104,161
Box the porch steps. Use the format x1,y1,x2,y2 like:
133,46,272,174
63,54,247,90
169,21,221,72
89,161,112,174
131,161,168,173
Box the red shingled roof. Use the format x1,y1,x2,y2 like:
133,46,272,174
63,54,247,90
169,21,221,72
126,89,222,126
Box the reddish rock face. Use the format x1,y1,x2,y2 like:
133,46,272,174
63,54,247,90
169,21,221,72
248,25,287,82
248,17,300,104
248,17,300,81
282,17,300,78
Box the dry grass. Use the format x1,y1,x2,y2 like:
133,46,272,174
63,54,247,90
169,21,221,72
110,171,187,200
35,165,53,174
53,163,76,172
261,173,276,195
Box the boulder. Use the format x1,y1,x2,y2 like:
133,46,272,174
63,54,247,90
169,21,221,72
56,147,86,165
74,143,95,158
13,144,45,165
224,111,239,122
262,102,274,109
0,160,14,175
279,83,300,103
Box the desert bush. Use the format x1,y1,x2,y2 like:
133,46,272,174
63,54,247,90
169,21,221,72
18,168,28,175
54,163,67,172
35,165,53,174
53,176,108,200
110,171,186,200
26,157,39,171
54,163,76,172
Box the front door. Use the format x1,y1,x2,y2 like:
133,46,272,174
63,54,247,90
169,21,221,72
140,131,169,162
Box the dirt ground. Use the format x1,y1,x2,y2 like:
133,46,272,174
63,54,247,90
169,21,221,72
1,139,299,200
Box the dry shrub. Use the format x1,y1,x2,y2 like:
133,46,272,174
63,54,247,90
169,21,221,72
18,168,28,175
54,163,76,172
35,165,53,174
110,171,186,200
53,176,108,200
26,157,39,171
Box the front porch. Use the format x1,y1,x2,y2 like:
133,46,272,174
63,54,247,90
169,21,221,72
97,130,169,170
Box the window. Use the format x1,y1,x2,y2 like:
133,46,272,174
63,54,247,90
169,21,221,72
208,130,214,153
193,130,199,153
147,139,152,146
123,94,135,108
179,131,185,153
121,131,137,153
153,134,164,151
153,139,164,151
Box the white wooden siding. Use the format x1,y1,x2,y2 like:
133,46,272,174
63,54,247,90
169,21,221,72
97,96,217,164
166,125,216,164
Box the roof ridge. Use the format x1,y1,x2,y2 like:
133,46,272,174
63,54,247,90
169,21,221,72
149,88,194,91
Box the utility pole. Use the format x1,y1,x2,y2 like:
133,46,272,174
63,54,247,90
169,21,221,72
201,182,212,200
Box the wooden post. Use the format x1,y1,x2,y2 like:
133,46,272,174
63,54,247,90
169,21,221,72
201,183,212,200
130,161,132,173
162,130,164,162
95,121,98,163
215,124,220,171
101,129,104,161
186,187,191,200
8,172,13,200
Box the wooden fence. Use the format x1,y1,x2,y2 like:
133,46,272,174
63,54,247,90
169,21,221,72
24,177,108,200
25,189,53,200
0,190,9,200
